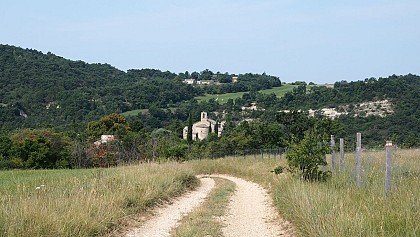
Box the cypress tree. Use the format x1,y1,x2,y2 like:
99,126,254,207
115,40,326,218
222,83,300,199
214,120,219,136
187,113,193,144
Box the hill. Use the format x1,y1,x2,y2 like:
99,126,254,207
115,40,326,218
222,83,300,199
0,45,285,131
1,44,419,147
0,45,198,130
275,74,420,147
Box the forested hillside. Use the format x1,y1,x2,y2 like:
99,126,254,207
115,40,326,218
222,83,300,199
1,44,419,155
1,44,419,170
276,74,420,147
0,45,279,131
0,45,202,130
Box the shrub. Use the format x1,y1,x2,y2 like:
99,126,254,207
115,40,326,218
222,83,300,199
286,127,331,181
9,128,72,169
272,165,284,174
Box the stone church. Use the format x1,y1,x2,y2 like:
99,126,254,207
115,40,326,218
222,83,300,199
183,112,224,140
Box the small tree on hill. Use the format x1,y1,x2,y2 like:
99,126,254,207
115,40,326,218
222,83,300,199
286,127,331,181
187,113,193,145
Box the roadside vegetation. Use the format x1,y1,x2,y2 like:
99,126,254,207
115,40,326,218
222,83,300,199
0,163,198,236
187,149,419,237
0,149,418,236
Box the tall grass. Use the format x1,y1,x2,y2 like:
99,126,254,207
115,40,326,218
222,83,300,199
1,149,418,236
272,149,419,237
0,163,198,237
186,149,420,236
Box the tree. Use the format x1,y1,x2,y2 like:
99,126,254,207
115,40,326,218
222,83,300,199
9,129,71,169
285,127,331,181
86,113,130,141
214,120,219,136
187,113,193,144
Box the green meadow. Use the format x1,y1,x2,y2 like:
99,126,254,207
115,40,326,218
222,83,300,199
195,84,298,104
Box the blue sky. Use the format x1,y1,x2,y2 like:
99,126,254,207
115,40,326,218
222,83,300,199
1,0,419,83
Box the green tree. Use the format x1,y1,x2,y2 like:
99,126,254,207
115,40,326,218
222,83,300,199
9,129,71,169
86,113,130,141
286,127,331,181
187,113,193,144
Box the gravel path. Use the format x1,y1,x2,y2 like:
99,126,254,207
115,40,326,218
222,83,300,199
215,175,294,237
125,177,215,237
125,175,294,237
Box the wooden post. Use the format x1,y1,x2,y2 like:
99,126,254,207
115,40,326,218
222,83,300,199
385,141,393,195
331,135,336,171
339,138,344,171
356,133,362,186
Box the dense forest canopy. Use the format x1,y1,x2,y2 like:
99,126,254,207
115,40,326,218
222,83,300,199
0,44,279,131
0,44,419,170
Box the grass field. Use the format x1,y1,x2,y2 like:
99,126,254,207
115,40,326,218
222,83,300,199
187,149,420,237
1,149,418,236
120,109,147,117
120,107,176,117
0,163,198,237
195,84,298,104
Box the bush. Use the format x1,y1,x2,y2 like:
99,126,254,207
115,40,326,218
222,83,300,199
272,165,284,174
286,127,331,181
9,129,72,169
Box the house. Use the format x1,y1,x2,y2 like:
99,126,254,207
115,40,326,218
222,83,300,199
183,112,225,141
183,79,196,85
94,135,115,146
241,103,264,111
232,76,239,83
197,80,216,85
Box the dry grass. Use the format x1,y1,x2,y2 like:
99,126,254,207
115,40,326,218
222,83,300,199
0,163,198,237
171,177,235,237
185,149,420,237
1,149,418,236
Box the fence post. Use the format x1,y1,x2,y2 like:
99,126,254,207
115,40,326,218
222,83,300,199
339,138,344,171
356,133,362,186
385,141,393,195
331,135,336,171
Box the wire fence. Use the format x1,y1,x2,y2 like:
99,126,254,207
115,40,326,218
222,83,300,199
210,133,419,195
208,148,288,160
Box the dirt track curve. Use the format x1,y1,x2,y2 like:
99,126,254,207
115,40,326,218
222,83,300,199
125,175,294,237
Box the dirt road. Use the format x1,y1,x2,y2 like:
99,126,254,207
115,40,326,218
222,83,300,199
216,175,294,237
125,177,215,237
125,175,294,237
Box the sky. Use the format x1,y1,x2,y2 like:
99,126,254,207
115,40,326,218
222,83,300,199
1,0,420,84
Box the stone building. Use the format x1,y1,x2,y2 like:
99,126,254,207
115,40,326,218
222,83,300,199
183,112,224,141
